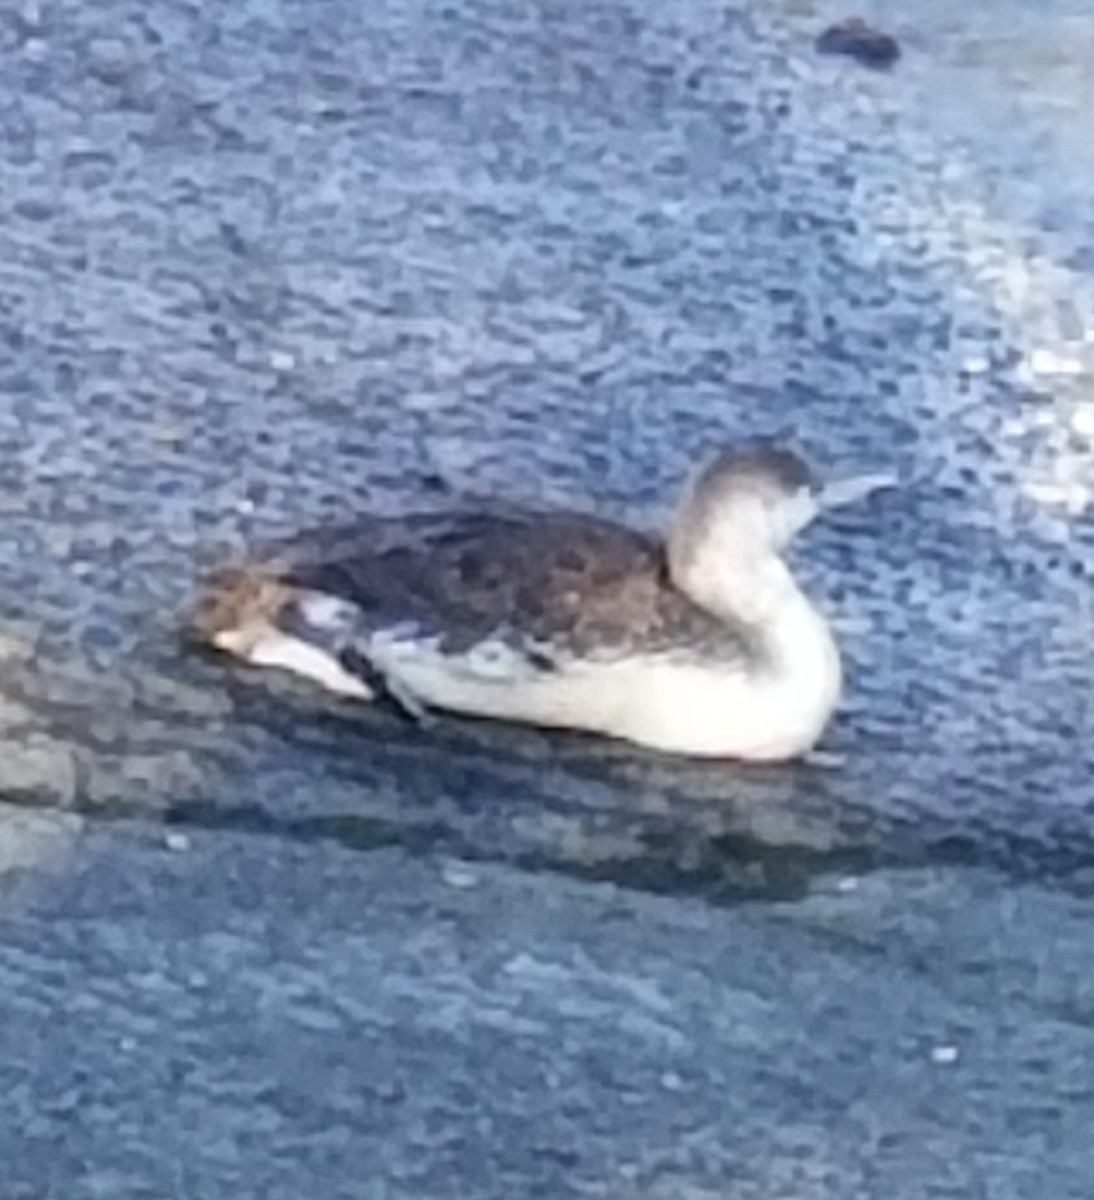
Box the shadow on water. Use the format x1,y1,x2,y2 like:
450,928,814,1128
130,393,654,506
7,644,1086,908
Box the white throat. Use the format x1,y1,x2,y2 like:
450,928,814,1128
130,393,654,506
674,546,798,629
669,543,843,752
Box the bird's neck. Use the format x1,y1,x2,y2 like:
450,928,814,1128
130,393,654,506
674,548,841,686
673,546,798,627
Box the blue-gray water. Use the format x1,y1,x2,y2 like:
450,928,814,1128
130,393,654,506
1,0,1093,1195
3,0,1092,879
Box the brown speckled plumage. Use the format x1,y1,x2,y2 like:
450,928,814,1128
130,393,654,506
269,508,750,663
192,448,825,674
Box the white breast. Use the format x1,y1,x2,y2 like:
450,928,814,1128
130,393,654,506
610,651,840,760
361,590,842,761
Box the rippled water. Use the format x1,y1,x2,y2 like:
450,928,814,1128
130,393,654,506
0,0,1092,892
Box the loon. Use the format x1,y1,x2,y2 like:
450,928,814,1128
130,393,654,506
191,445,890,760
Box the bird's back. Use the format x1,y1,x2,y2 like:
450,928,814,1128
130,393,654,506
272,508,745,664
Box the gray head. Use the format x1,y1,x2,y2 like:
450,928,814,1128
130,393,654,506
667,444,893,582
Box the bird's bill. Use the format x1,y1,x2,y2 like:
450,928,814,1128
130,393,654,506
816,470,898,510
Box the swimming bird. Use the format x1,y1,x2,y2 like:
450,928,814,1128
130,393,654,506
191,445,890,760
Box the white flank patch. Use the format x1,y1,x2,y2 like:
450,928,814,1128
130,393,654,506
462,635,546,681
297,591,361,633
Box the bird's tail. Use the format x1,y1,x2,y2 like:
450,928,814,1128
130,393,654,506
186,565,299,656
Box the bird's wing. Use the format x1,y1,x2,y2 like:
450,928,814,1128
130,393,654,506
275,509,737,662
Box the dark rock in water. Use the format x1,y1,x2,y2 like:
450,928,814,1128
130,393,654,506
815,18,901,69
